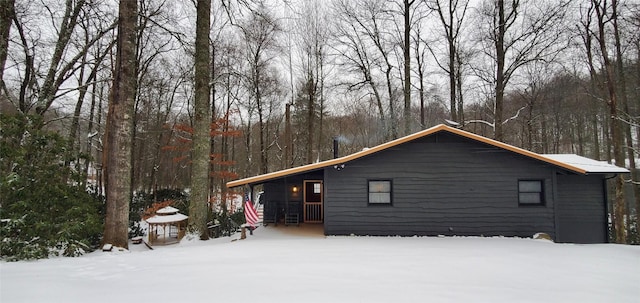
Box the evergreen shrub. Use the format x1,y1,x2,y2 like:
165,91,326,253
0,114,102,261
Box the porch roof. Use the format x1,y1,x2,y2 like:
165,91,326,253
227,124,628,188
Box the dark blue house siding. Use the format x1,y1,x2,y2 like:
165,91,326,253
555,174,607,243
230,126,616,243
324,132,558,238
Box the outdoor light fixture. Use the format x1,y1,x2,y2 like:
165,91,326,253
292,186,298,193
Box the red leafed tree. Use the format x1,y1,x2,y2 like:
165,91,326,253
163,114,241,214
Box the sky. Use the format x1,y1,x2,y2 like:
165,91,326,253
1,225,639,303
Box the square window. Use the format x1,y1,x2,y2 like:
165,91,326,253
369,180,392,204
518,180,545,206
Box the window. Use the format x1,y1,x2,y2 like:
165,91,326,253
518,180,545,206
369,180,392,204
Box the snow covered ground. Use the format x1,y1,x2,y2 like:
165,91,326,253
1,225,639,303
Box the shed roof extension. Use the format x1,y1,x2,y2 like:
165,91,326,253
541,154,629,174
227,124,628,188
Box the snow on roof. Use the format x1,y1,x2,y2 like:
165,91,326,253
146,213,188,224
542,154,630,174
156,206,180,214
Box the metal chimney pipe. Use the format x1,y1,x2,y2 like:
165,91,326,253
333,137,339,159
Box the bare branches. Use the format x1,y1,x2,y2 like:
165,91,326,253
5,0,117,118
36,0,87,115
470,0,571,140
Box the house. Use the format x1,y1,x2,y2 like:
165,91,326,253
227,124,628,243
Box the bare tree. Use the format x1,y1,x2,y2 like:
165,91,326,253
211,35,245,202
332,0,399,140
239,5,280,173
577,2,604,161
188,0,211,240
35,0,115,118
473,0,569,141
591,0,627,243
612,0,640,239
290,0,330,163
402,0,417,135
411,22,429,129
130,0,191,193
331,1,386,137
515,62,551,152
67,20,116,167
5,0,115,121
103,0,137,249
425,0,469,124
629,0,640,240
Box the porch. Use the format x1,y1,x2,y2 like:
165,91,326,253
257,171,326,226
265,223,325,238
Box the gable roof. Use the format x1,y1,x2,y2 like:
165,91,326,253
227,124,628,188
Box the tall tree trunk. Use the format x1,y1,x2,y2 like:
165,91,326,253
414,35,426,129
189,0,211,240
68,50,87,158
0,0,14,97
210,46,216,197
285,103,292,168
244,120,252,177
636,39,640,237
526,105,534,151
102,0,137,249
254,64,268,173
306,75,315,164
494,0,506,141
456,51,464,123
219,77,234,206
385,65,396,140
97,84,104,196
594,0,627,243
613,0,639,241
368,75,386,135
419,74,425,128
319,61,326,160
448,32,456,123
591,112,600,160
582,5,601,160
84,74,98,183
403,0,413,135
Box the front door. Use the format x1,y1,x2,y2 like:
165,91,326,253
303,180,323,223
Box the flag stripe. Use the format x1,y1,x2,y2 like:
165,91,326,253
244,193,259,227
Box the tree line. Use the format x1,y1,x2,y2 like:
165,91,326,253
1,0,638,258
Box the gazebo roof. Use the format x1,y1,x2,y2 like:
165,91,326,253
146,213,188,224
156,206,180,215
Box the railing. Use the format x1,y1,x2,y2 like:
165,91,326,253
304,202,323,223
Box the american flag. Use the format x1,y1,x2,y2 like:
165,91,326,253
244,193,259,228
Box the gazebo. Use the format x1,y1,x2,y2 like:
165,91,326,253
146,206,188,245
